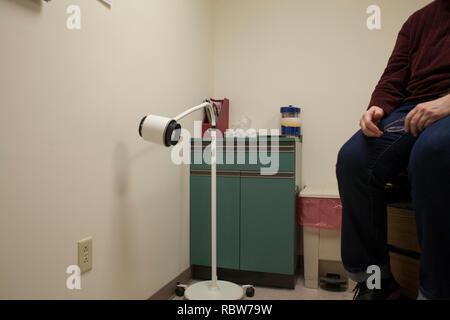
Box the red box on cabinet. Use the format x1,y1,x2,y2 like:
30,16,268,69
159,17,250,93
202,98,229,138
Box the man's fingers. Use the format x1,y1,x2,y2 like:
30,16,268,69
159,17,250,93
360,115,382,137
405,104,425,133
372,108,384,123
409,110,424,137
416,112,428,133
365,113,383,136
405,107,418,133
360,108,386,137
360,119,369,135
366,121,382,136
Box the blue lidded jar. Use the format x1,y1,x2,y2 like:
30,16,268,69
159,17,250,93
280,105,301,137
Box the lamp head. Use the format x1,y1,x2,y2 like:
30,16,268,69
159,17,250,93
139,115,182,147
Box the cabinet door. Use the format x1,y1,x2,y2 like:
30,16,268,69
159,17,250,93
190,174,240,269
240,176,295,275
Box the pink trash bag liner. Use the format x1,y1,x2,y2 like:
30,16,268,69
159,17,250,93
297,196,342,231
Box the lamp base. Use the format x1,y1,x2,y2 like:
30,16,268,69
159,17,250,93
184,280,244,300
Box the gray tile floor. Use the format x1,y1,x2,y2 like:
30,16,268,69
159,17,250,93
171,276,353,300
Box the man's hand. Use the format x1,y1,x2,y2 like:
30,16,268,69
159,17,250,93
360,106,385,137
405,94,450,137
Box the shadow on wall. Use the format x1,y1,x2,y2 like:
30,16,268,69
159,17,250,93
8,0,43,12
113,139,189,297
112,141,156,296
112,142,136,296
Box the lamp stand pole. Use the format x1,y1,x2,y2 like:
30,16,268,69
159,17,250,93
211,126,217,289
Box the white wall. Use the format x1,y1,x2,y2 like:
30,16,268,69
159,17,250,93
213,0,432,186
0,0,213,299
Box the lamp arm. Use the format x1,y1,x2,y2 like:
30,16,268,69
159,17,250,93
174,102,216,127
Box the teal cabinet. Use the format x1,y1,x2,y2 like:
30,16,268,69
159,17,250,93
190,173,241,269
190,137,301,286
240,175,295,275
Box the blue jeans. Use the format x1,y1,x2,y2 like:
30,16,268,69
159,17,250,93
336,99,450,299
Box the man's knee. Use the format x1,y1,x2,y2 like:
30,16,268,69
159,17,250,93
336,132,368,180
409,128,450,176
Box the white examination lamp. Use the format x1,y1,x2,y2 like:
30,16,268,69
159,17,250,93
139,102,252,300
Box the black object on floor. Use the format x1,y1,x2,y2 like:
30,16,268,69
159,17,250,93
320,274,348,292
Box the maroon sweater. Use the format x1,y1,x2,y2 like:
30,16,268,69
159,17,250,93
369,0,450,115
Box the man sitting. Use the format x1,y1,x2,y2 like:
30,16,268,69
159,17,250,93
336,0,450,300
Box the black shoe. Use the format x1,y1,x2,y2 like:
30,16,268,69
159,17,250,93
353,276,402,300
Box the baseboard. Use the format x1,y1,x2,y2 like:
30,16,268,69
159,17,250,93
148,267,192,300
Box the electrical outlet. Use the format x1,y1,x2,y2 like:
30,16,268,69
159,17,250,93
77,237,93,273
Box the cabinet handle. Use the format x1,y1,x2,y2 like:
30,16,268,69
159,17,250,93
240,171,295,179
191,170,241,177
